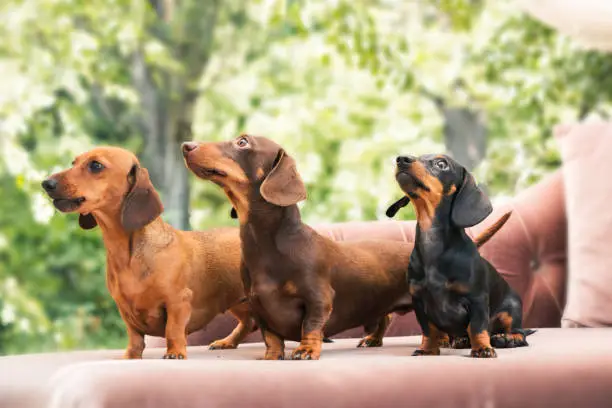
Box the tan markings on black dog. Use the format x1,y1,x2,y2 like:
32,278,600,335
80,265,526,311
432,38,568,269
398,161,444,231
413,323,443,356
42,146,255,359
468,325,497,358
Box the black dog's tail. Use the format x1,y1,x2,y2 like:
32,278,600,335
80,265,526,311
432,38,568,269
474,211,512,248
524,329,537,337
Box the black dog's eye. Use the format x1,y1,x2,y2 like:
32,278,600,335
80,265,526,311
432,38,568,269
88,161,104,173
236,137,249,148
435,160,448,171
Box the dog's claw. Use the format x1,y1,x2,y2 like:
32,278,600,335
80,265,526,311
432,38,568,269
290,346,320,360
162,352,186,360
491,333,528,349
470,347,497,358
450,336,471,349
357,336,383,348
412,348,440,356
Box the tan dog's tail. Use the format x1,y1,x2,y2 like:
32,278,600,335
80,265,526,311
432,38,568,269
474,211,512,248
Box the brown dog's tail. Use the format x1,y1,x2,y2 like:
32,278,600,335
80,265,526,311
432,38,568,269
474,211,512,248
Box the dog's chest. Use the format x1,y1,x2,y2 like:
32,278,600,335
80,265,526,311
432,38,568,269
107,267,167,336
411,274,470,335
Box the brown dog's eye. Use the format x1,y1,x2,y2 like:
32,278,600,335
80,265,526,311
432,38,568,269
88,161,104,174
435,160,448,171
236,137,249,148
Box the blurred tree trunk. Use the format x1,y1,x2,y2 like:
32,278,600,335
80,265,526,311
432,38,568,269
131,0,220,230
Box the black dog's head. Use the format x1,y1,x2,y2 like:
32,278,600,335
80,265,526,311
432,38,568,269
182,135,307,222
387,154,491,229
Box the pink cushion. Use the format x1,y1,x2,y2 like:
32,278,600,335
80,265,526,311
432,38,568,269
557,122,612,327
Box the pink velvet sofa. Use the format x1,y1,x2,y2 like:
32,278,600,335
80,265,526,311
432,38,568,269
2,169,612,408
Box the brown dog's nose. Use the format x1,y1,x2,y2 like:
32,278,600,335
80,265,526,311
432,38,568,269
396,156,416,166
182,142,198,156
42,178,58,192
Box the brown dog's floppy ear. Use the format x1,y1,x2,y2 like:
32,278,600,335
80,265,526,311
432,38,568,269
79,213,97,230
451,169,492,228
121,165,164,232
260,149,307,206
386,196,410,218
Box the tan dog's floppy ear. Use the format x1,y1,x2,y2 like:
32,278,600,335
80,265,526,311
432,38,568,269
121,165,164,231
451,169,492,228
260,149,307,206
386,196,410,218
79,214,97,230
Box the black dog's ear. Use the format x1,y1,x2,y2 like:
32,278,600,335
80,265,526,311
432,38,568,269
230,207,237,219
451,169,492,228
385,196,410,218
79,213,97,230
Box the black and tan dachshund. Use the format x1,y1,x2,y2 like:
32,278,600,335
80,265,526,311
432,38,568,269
387,154,534,358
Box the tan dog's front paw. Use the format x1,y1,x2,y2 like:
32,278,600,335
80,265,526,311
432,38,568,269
122,348,143,359
209,339,238,350
357,335,383,348
163,348,187,360
290,345,321,360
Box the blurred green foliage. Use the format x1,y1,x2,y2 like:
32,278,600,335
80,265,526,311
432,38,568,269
0,0,610,355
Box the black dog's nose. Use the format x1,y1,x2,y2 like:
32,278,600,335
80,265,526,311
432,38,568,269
182,142,198,156
396,156,416,166
41,178,58,191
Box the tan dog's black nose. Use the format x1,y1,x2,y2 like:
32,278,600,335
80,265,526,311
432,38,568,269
182,142,198,156
42,178,58,192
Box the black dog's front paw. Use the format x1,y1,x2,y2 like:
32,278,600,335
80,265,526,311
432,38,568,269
450,336,471,349
491,333,528,348
470,347,497,358
357,336,383,348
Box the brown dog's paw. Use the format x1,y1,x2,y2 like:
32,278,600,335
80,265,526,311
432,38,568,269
290,345,320,360
490,333,528,349
122,350,143,359
470,347,497,358
262,351,285,360
162,350,187,360
209,340,238,350
357,336,383,348
450,336,471,349
412,348,440,356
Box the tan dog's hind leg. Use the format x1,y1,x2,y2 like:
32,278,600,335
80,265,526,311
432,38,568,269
163,288,192,360
357,314,391,348
121,314,145,359
209,302,254,350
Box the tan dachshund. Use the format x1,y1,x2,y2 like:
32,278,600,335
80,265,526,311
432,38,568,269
42,146,253,359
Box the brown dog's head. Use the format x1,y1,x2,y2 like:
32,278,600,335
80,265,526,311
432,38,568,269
387,154,491,229
41,147,163,231
182,135,307,220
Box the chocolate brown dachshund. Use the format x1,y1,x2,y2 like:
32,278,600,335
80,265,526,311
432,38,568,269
182,135,509,360
42,147,254,359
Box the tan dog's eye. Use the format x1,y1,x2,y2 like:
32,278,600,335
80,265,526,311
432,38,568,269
435,160,448,171
88,160,105,174
236,137,249,148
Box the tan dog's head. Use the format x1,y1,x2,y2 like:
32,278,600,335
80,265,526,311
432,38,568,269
182,135,306,221
41,146,163,231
